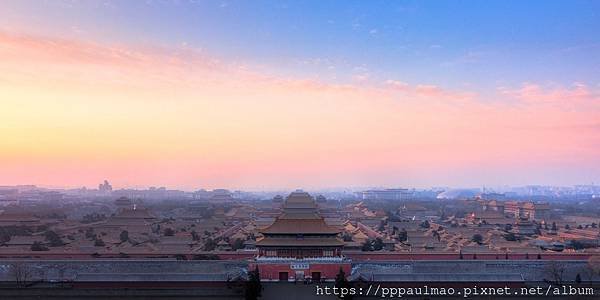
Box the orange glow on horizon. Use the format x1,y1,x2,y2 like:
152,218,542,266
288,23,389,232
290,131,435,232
1,32,599,190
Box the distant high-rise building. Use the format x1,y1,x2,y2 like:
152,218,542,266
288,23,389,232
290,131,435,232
98,180,113,193
358,188,413,201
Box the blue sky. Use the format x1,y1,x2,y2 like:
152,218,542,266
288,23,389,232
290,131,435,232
1,1,600,189
3,0,599,90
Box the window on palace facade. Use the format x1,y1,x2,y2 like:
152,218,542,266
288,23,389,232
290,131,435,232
323,250,333,257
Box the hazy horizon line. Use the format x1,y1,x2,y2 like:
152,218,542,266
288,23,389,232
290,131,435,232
3,182,598,193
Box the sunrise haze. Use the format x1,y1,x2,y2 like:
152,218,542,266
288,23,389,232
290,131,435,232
1,0,599,190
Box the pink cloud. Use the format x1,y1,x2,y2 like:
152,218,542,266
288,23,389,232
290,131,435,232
499,83,600,108
383,80,476,104
384,79,410,91
0,31,477,105
415,84,449,98
1,31,599,188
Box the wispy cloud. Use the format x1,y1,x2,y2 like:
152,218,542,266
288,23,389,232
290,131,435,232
498,83,600,109
383,80,475,104
441,51,487,67
1,31,599,188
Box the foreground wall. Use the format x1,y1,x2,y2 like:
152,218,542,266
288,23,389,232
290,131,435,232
251,261,351,282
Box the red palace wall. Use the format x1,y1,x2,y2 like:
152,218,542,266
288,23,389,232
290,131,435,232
250,262,351,282
343,251,594,261
0,251,593,261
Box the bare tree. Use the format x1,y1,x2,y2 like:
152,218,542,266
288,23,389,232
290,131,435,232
545,261,567,285
11,262,31,288
582,263,596,283
585,255,600,281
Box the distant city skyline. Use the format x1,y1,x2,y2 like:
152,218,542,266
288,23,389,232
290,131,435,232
1,1,599,189
3,181,599,194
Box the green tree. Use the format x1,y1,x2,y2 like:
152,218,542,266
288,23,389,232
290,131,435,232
94,238,105,247
361,240,373,251
231,238,245,251
31,241,49,251
342,232,353,242
420,220,430,229
164,228,175,236
119,230,129,243
191,230,200,241
397,228,408,242
472,234,483,244
377,220,386,232
85,227,95,240
373,237,384,251
504,232,517,241
334,268,353,299
44,230,64,247
0,231,10,244
81,213,106,224
192,254,220,260
571,240,585,250
244,266,262,300
203,238,217,251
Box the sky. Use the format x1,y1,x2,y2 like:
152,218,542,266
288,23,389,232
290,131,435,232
1,0,599,190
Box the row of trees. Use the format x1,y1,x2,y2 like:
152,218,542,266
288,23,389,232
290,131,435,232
0,226,32,244
201,237,246,251
361,238,385,251
31,230,129,251
244,266,262,300
81,213,106,224
30,230,65,251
